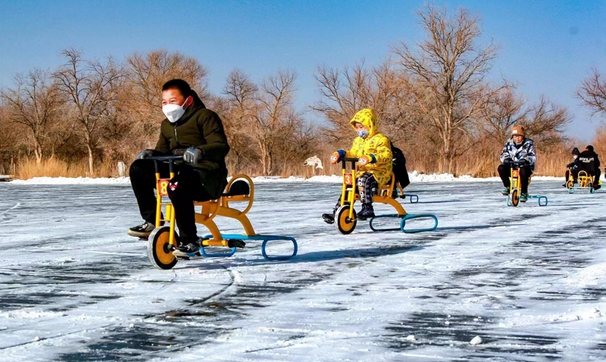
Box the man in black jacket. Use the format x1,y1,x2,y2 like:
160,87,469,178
569,145,601,190
128,79,230,253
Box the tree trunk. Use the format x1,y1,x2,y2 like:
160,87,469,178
87,143,94,175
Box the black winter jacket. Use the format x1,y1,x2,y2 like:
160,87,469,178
154,103,230,198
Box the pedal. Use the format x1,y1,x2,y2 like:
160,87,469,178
173,247,200,259
227,239,246,248
322,214,335,224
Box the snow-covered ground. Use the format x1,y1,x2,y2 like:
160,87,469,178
1,174,606,361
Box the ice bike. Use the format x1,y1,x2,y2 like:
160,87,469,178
506,161,548,207
566,169,598,194
332,157,438,235
145,156,298,269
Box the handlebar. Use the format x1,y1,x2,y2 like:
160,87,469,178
506,160,529,169
339,157,360,168
146,155,183,161
145,155,183,173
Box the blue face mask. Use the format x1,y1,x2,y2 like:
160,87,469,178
357,129,369,139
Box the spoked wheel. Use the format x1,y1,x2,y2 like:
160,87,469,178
566,180,574,189
335,204,357,234
147,226,178,270
510,189,520,207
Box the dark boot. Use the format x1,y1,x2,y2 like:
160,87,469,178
322,213,335,224
322,201,342,224
357,204,375,221
173,236,202,257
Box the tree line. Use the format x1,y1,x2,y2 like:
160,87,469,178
1,4,604,178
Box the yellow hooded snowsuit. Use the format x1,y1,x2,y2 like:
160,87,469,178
343,108,393,186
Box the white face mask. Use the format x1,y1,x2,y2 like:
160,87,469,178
162,97,189,123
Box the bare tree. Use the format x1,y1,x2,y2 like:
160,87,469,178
313,62,373,143
54,49,123,174
254,70,302,175
522,97,570,147
0,69,63,163
0,104,19,174
578,68,606,117
392,4,500,173
220,69,260,172
220,69,317,175
476,85,526,144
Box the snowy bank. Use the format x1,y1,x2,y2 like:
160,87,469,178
7,171,563,185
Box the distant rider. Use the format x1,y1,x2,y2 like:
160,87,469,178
564,147,580,186
568,145,601,190
497,125,536,202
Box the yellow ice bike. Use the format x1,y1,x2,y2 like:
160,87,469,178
146,156,297,269
333,157,437,234
566,168,598,194
506,161,548,207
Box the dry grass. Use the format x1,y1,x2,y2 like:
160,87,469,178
12,147,594,180
16,158,119,179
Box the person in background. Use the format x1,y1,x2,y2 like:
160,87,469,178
497,125,536,202
569,145,601,190
322,108,392,223
564,147,580,186
128,79,231,254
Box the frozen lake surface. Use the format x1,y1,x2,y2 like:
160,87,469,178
1,178,606,361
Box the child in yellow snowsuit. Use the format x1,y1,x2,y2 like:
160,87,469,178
322,108,393,223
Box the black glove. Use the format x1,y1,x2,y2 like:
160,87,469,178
183,147,204,164
520,159,530,166
503,159,512,166
566,162,574,168
137,149,158,159
171,148,187,156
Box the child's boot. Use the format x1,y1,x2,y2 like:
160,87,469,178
358,203,375,220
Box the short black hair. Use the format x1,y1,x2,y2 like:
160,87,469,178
586,145,594,152
162,79,192,97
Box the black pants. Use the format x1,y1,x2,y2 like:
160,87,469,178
357,172,378,205
572,167,601,185
129,159,211,241
498,164,531,194
329,172,378,213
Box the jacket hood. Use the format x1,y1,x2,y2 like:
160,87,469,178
350,108,378,137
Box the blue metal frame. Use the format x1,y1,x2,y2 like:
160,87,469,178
506,194,548,206
202,233,298,261
369,213,438,233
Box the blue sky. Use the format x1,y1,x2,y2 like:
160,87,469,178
0,0,605,142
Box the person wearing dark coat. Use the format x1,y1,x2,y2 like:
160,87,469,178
568,145,601,190
128,79,230,253
564,147,581,186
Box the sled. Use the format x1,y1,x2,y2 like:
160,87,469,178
506,162,548,207
332,158,437,235
566,169,598,194
146,156,297,270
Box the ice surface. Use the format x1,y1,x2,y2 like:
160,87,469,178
1,176,605,361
